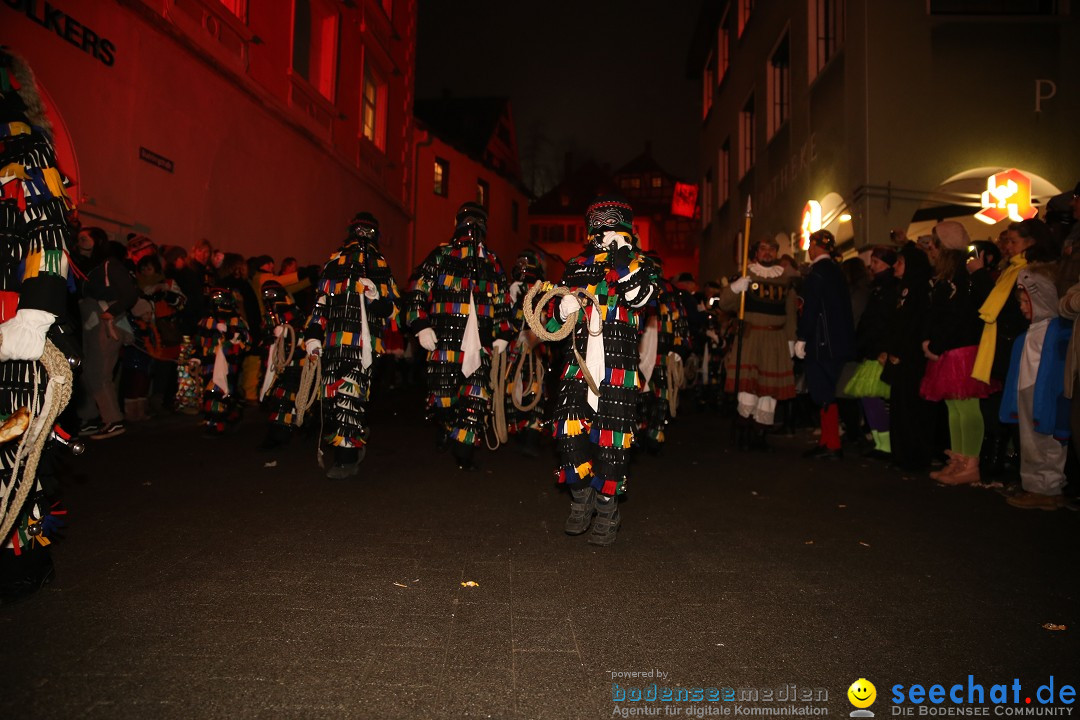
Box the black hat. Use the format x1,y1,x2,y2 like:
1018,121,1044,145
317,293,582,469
870,245,897,267
585,194,634,236
349,212,379,242
454,202,488,238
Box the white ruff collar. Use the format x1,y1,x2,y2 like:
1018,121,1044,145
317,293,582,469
749,263,785,278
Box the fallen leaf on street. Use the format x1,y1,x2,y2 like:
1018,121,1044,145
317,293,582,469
1042,623,1067,631
263,461,277,468
461,581,480,588
804,541,814,545
393,582,407,588
859,541,871,547
838,504,847,509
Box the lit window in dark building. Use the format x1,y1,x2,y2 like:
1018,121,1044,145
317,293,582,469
808,0,844,82
433,158,449,197
630,177,641,189
718,7,731,84
703,168,714,226
719,139,730,208
477,179,490,209
512,200,519,231
362,67,387,150
219,0,247,21
651,176,663,189
292,0,339,100
703,49,715,118
739,94,755,178
768,32,790,139
738,0,754,36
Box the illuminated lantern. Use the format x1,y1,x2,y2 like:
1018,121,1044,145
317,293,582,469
975,168,1038,225
800,200,822,251
671,182,699,218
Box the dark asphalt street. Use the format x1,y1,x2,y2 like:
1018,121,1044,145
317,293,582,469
2,389,1078,719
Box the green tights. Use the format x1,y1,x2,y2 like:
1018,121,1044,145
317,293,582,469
945,398,983,457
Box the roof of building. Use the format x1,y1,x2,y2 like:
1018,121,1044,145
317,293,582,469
414,96,508,158
530,160,618,216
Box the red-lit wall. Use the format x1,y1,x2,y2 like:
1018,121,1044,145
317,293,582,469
2,0,416,274
411,128,530,275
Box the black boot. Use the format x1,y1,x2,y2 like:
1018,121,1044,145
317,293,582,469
452,441,478,471
564,485,595,535
326,445,364,479
258,423,292,451
0,549,55,606
588,494,621,547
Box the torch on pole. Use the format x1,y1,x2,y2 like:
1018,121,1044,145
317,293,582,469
731,196,753,416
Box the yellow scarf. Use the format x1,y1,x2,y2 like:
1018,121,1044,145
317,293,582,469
972,254,1026,383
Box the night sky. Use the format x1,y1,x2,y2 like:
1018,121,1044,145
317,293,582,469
415,0,702,196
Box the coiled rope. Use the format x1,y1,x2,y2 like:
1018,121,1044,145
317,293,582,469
294,352,322,427
522,281,602,397
271,325,297,376
0,340,73,545
486,348,508,450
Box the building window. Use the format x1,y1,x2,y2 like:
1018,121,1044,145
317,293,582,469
767,32,790,139
218,0,247,21
808,0,844,82
433,158,449,197
651,176,663,189
738,0,754,37
630,177,641,189
362,66,387,150
719,139,730,209
512,200,519,231
477,179,490,210
718,7,731,84
739,94,755,178
703,169,714,227
702,49,715,119
292,0,339,100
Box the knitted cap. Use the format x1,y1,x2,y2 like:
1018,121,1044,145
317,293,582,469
934,221,970,250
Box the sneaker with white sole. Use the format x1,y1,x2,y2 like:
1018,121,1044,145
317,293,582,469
90,422,125,440
78,420,102,437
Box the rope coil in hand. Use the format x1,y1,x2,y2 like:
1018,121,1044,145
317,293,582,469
0,339,73,545
487,349,508,449
294,352,322,427
666,353,683,418
272,325,297,376
522,281,602,397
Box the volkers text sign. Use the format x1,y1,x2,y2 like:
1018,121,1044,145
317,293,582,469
2,1,116,67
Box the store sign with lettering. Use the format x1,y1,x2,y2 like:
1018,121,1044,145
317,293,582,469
2,0,116,67
139,147,174,174
975,168,1037,225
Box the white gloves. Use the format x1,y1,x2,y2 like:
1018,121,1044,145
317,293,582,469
729,276,751,294
492,338,508,354
600,230,631,250
359,278,378,300
509,281,524,305
705,330,719,343
559,294,581,321
417,327,438,352
304,338,322,356
0,309,55,362
215,322,228,332
788,340,795,357
794,340,807,359
273,325,285,338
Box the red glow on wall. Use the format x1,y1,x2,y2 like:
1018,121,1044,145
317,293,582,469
671,182,698,218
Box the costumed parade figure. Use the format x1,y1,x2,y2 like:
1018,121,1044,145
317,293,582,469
303,213,400,479
0,49,75,603
720,237,798,450
539,195,659,547
257,280,306,450
404,202,513,471
504,249,549,456
195,288,251,435
637,251,690,453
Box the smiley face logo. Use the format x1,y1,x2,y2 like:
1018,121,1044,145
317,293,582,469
848,678,877,709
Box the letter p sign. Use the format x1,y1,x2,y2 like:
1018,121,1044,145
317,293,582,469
1035,79,1057,112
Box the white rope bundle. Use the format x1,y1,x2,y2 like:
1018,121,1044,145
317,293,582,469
521,281,601,397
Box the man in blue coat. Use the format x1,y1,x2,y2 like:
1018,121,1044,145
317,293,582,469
796,230,856,459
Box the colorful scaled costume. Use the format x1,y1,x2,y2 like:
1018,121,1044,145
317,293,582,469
546,195,658,546
504,249,549,455
720,238,798,449
195,288,251,435
405,202,514,470
0,49,74,603
257,280,307,449
637,254,690,452
303,213,400,478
